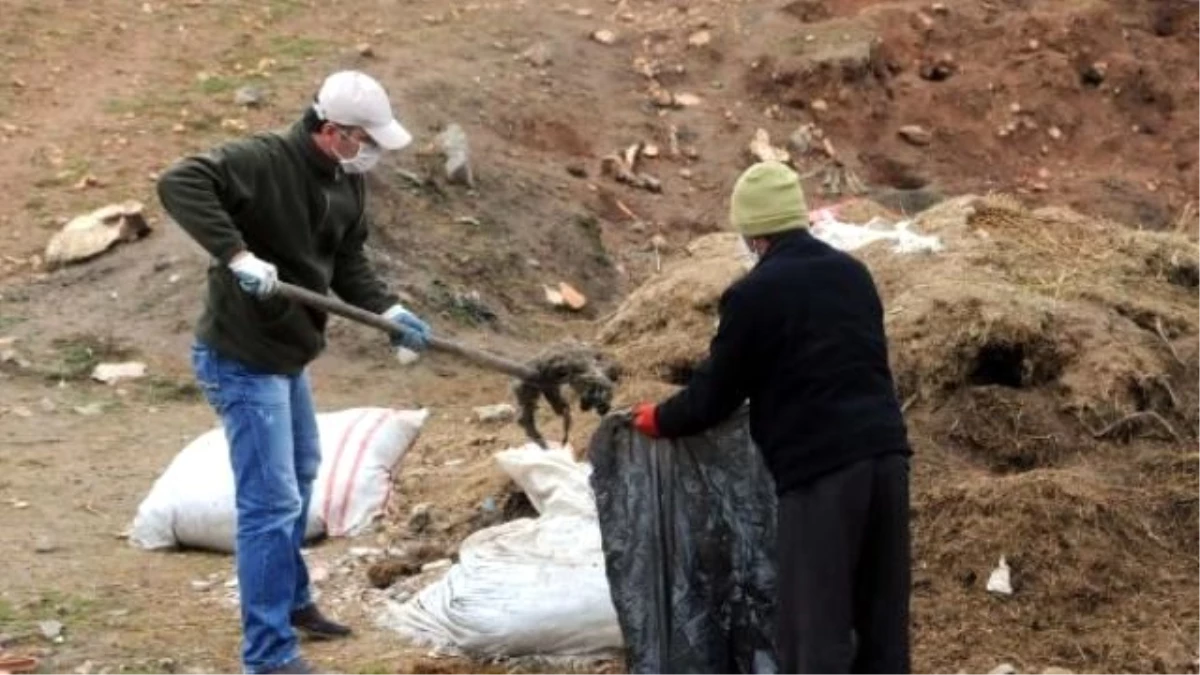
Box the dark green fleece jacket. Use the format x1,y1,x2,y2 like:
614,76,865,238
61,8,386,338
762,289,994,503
157,120,397,374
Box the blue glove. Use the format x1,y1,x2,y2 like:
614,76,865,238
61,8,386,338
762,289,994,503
383,304,431,352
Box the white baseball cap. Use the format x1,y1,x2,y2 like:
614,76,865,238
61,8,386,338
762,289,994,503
313,71,412,150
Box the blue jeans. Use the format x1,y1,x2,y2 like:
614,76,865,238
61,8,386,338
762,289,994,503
191,342,321,673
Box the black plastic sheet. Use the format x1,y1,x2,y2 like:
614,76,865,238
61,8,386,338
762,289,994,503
589,408,779,674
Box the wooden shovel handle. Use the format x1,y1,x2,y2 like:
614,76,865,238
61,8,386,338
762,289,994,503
275,281,537,381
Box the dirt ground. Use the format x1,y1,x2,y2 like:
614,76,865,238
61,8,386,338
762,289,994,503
0,0,1196,673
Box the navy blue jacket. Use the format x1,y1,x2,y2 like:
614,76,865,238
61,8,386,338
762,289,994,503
655,230,910,494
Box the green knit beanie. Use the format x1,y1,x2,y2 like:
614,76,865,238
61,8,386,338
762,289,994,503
730,161,809,237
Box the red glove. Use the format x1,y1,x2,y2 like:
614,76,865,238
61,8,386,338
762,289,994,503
632,402,661,438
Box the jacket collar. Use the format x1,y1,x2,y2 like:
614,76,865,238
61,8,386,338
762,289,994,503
287,121,342,180
757,229,815,264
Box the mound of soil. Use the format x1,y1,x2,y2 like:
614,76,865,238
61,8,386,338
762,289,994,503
601,193,1199,672
740,0,1199,228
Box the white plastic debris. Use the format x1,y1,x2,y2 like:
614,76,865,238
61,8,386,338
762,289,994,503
809,209,943,254
986,556,1013,596
91,361,147,385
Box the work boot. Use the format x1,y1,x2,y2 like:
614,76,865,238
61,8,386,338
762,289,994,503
263,657,316,674
291,604,352,641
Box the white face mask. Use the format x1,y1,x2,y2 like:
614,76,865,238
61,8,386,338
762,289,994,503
337,142,382,174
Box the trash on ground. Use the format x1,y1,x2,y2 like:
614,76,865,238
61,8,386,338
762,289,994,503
130,408,428,552
987,556,1014,596
91,361,147,385
809,208,943,254
44,201,151,268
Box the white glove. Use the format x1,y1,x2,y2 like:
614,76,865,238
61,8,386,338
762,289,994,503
229,252,278,298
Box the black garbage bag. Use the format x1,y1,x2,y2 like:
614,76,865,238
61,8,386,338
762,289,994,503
588,408,778,674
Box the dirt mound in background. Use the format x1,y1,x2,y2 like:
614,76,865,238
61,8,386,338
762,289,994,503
600,194,1199,672
740,0,1199,229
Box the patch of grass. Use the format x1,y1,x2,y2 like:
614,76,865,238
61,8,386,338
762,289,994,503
197,74,237,96
0,598,15,629
350,662,393,672
144,376,204,403
47,334,136,381
0,314,25,331
573,214,611,267
103,91,191,118
268,35,327,61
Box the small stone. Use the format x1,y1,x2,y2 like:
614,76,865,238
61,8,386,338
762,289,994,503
1037,167,1051,180
931,2,948,13
1048,126,1063,140
521,43,553,67
233,86,264,107
566,164,587,178
557,282,587,311
811,99,829,112
1032,182,1049,192
34,536,57,553
650,234,668,250
474,403,516,424
309,565,330,584
912,11,935,30
39,619,63,641
1043,668,1073,675
989,664,1016,675
687,30,712,47
436,123,474,187
408,503,433,533
898,125,933,146
1028,38,1040,50
190,579,215,591
356,42,374,57
673,92,702,107
1081,61,1107,86
11,406,33,418
641,144,660,158
590,29,617,45
679,168,693,179
574,8,593,17
73,403,103,416
1009,102,1022,114
75,174,101,190
421,558,453,573
12,501,29,509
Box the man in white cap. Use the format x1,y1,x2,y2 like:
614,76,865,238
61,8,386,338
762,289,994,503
158,71,428,674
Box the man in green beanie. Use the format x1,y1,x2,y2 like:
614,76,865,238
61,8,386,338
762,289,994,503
631,161,912,673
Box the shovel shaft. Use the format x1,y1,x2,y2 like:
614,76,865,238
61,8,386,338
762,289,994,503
275,281,537,381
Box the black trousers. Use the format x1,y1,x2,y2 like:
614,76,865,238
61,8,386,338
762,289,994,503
775,453,911,674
